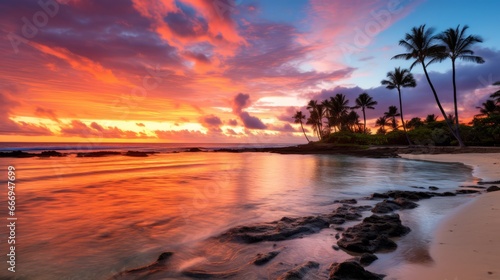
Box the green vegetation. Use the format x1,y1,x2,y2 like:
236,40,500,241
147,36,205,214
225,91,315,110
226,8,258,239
293,24,499,147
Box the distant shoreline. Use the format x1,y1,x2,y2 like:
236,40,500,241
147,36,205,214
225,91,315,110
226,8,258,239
2,144,500,158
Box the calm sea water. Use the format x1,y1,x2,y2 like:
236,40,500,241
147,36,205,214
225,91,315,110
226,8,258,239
0,143,477,279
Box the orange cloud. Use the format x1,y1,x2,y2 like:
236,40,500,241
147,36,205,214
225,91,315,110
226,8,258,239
30,42,125,85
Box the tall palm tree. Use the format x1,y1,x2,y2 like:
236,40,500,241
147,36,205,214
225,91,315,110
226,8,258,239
384,106,401,131
352,93,378,133
392,25,463,146
293,111,310,142
436,25,484,145
381,67,416,144
375,116,389,134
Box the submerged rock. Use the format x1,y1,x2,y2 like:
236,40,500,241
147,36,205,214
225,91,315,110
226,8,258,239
219,215,330,243
112,252,173,279
486,186,500,192
252,250,281,266
40,150,64,157
277,261,319,280
334,199,357,204
76,151,121,157
372,198,418,213
124,151,157,157
371,190,463,201
359,253,378,266
455,189,480,194
219,204,371,243
337,214,410,253
329,261,384,280
0,151,37,158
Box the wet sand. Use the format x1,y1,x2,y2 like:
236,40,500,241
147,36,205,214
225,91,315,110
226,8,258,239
399,153,500,279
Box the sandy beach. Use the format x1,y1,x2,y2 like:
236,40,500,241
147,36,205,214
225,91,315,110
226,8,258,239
399,153,500,279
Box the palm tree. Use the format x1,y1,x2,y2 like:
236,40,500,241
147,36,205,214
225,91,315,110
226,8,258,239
476,100,499,117
306,109,321,140
392,25,463,146
381,67,416,144
306,100,323,140
407,117,424,130
384,106,401,131
325,94,350,132
352,93,378,133
436,25,484,145
425,114,439,123
343,110,360,132
375,116,389,134
293,111,310,142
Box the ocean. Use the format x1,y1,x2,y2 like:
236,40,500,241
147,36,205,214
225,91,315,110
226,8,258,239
0,143,477,279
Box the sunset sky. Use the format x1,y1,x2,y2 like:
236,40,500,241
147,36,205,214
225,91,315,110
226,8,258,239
1,0,499,143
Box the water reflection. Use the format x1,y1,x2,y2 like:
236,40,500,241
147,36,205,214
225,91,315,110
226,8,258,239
0,153,474,279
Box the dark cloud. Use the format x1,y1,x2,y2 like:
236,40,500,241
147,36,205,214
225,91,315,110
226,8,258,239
227,119,238,126
136,122,145,127
184,51,211,64
0,84,53,136
239,111,267,129
276,106,301,122
199,114,222,133
270,123,298,133
225,23,355,89
230,93,267,129
164,10,208,38
35,107,60,123
232,93,251,113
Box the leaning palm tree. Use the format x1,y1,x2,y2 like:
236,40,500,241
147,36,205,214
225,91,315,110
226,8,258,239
352,93,378,134
306,109,322,140
381,67,416,144
436,25,484,144
293,111,310,142
306,100,323,140
384,106,401,131
392,25,464,146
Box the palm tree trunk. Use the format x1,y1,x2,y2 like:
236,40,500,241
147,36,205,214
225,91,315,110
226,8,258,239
451,60,465,147
362,107,367,134
421,63,464,146
300,121,310,142
398,88,411,145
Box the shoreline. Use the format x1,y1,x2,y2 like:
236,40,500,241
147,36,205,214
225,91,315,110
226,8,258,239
398,153,500,279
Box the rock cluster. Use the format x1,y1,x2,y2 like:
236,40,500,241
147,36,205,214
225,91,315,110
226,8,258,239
337,214,410,253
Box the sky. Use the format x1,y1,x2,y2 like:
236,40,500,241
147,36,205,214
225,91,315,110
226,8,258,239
0,0,499,143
